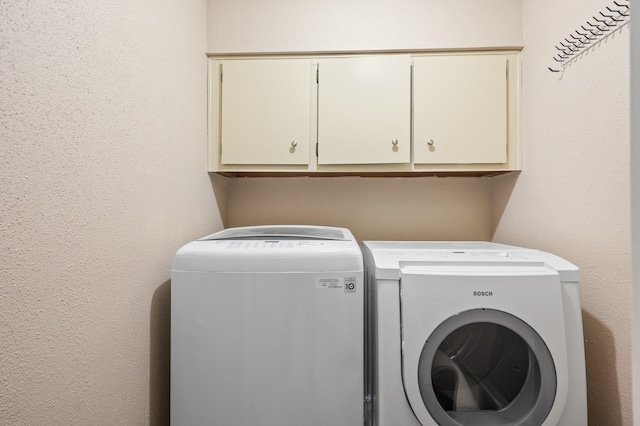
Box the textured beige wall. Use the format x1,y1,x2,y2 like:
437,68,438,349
227,177,491,241
0,1,223,424
632,8,640,422
491,1,631,424
207,0,523,53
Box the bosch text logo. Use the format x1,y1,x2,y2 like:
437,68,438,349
473,291,494,297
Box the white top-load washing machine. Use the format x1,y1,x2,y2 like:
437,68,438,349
362,241,587,426
171,225,363,426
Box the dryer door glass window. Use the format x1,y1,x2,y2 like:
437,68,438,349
417,309,557,426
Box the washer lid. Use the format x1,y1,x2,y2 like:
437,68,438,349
201,225,350,241
172,225,363,273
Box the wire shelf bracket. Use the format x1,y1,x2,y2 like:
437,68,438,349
549,0,629,73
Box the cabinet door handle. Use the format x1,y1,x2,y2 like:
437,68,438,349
391,139,399,146
291,140,298,148
427,139,435,146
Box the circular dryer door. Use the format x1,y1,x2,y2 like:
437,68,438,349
417,309,556,426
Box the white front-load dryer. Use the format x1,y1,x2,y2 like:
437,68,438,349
171,225,364,426
362,242,587,426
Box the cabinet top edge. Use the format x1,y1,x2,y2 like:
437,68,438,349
206,47,523,59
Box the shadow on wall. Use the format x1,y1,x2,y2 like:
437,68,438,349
489,171,519,239
210,173,229,228
150,280,171,426
582,309,621,425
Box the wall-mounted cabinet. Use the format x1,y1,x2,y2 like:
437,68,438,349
208,50,521,177
218,59,312,165
317,55,411,165
413,55,508,165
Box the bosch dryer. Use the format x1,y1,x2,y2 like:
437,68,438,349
362,241,587,426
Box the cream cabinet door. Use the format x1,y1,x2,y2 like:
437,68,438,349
317,56,411,165
413,55,508,164
220,59,312,165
